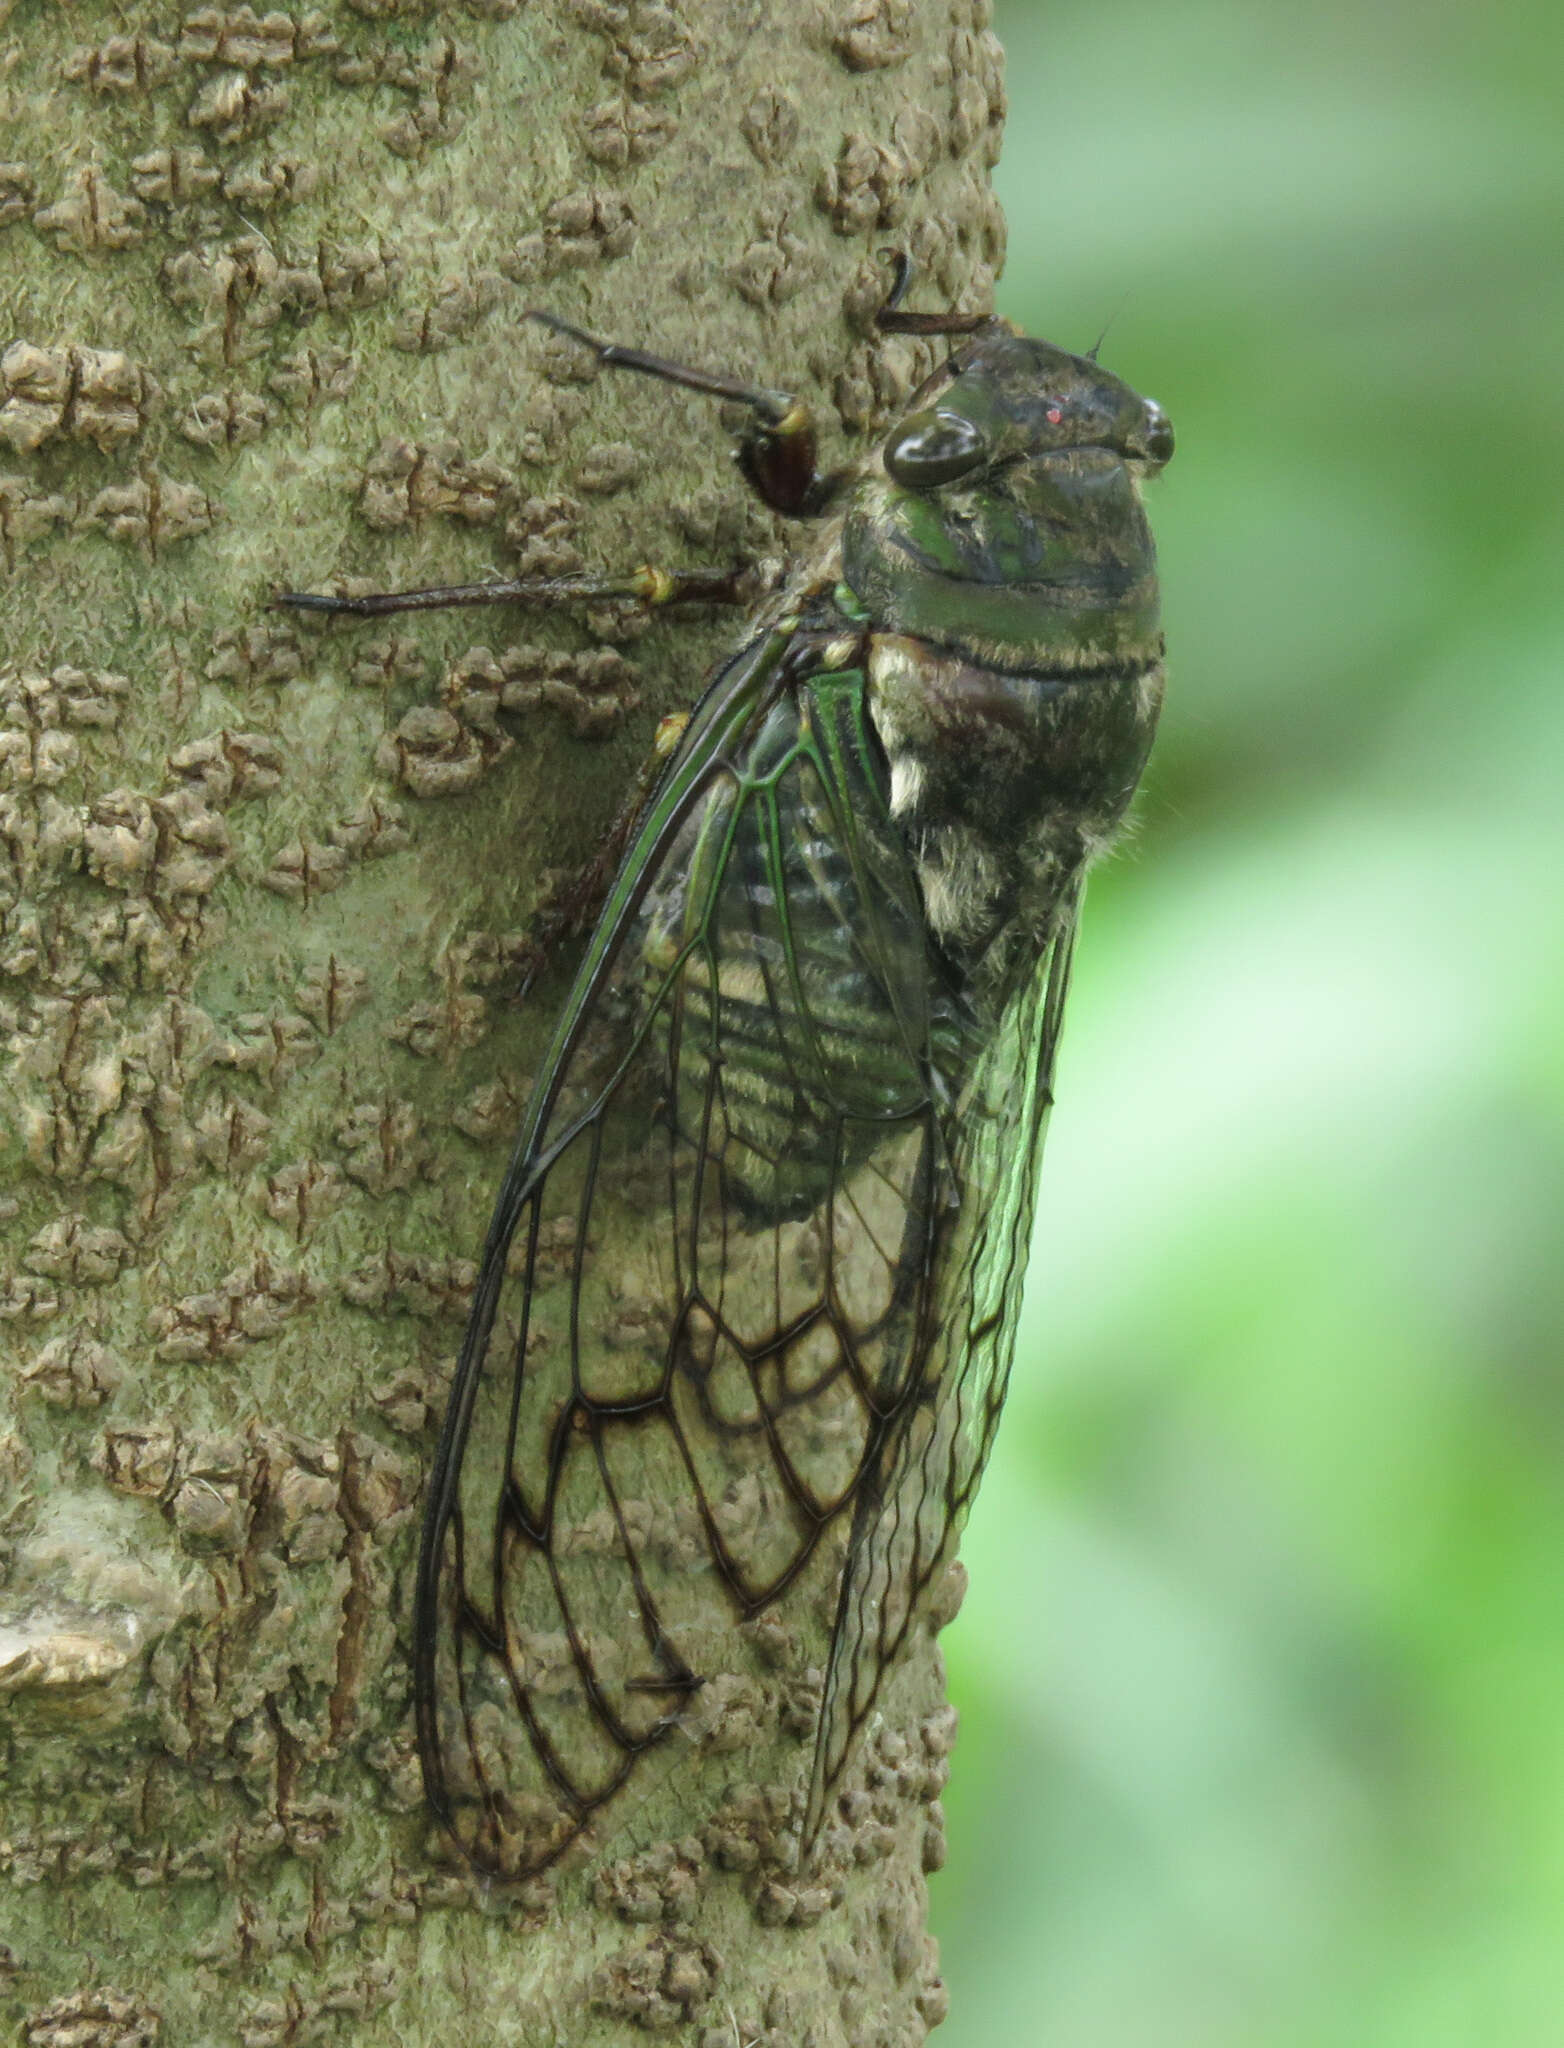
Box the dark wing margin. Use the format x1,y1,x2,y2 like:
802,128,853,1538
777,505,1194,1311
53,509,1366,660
803,897,1079,1843
412,627,970,1877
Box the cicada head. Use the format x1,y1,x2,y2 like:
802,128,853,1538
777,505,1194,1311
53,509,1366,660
843,327,1173,674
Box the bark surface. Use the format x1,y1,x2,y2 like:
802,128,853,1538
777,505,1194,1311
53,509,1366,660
0,0,1007,2039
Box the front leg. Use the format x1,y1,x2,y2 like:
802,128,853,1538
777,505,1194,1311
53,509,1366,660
524,312,850,519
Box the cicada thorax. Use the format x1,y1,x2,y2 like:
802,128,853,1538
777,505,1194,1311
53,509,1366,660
839,328,1170,1001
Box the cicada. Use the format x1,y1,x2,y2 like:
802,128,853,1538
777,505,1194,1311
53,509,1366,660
276,263,1173,1877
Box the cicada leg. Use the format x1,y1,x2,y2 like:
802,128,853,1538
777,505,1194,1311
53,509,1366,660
871,249,997,338
271,563,758,620
523,310,848,518
525,258,998,514
525,258,1001,518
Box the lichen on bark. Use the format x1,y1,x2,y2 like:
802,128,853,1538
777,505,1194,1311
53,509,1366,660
0,0,1007,2038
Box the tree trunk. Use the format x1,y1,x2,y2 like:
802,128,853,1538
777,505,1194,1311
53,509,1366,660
0,0,1006,2038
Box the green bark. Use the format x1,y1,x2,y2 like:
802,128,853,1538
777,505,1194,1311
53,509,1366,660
0,0,1006,2038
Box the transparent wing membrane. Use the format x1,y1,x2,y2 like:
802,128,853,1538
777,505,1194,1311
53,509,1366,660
414,634,1077,1876
806,922,1076,1831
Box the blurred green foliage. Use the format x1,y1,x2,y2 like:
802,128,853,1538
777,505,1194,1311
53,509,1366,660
931,1,1564,2041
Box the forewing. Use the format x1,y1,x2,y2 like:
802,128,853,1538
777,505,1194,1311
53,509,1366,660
805,894,1080,1841
413,634,958,1876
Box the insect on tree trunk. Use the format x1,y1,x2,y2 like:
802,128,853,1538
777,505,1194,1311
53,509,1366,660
0,0,1008,2039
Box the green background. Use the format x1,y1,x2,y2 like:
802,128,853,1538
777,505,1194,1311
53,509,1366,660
931,0,1564,2041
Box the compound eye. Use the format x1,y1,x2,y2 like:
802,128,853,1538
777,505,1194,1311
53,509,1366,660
883,408,988,488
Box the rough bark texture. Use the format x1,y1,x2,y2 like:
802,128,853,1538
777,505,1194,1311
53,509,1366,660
0,0,1006,2038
